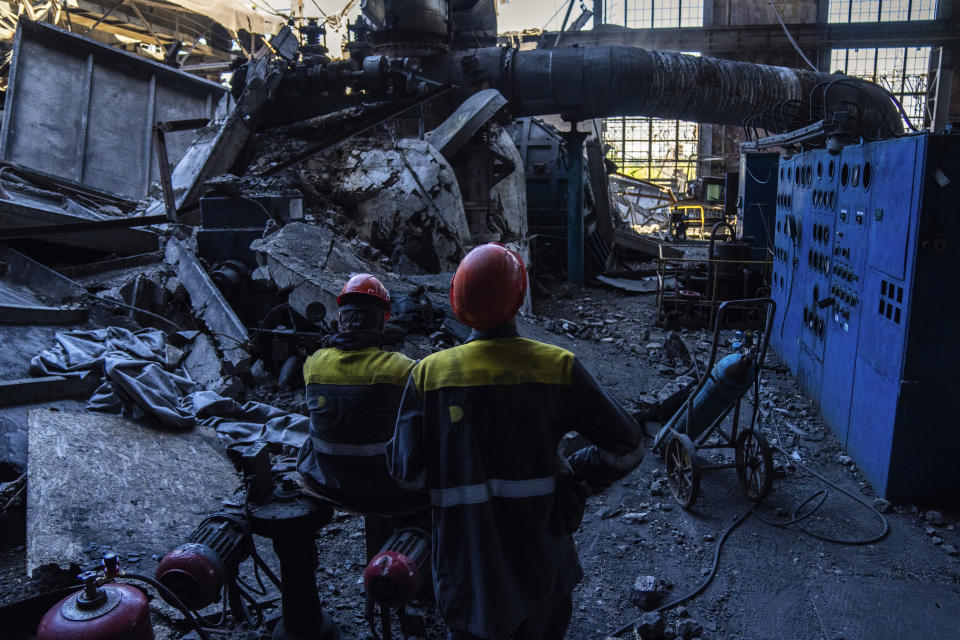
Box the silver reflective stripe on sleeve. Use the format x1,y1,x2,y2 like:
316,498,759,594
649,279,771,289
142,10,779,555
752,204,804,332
430,476,557,508
311,437,387,457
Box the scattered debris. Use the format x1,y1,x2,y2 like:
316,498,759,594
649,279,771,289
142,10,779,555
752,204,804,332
873,498,892,513
0,373,99,407
165,238,250,374
630,575,670,610
0,244,89,325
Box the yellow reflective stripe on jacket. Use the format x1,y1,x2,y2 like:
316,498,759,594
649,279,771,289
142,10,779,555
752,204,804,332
412,338,574,392
303,347,414,387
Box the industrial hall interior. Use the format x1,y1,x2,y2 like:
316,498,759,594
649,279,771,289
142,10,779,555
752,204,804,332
0,0,958,638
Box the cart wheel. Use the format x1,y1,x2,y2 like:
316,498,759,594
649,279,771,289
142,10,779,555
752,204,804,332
735,429,774,501
665,434,700,509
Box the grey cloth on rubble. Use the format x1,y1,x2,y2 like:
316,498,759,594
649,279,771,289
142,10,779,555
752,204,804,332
182,391,309,449
31,327,167,377
30,328,309,447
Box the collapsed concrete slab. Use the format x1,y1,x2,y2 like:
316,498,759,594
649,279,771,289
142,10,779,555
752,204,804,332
251,221,373,326
304,138,470,273
26,409,238,576
0,373,99,407
0,243,89,325
426,89,508,159
165,238,250,374
0,190,158,256
487,125,528,245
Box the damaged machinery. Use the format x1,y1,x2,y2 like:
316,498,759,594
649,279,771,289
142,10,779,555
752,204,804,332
0,2,941,639
224,0,904,285
762,130,960,508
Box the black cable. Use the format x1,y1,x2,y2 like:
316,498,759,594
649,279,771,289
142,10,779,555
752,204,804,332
91,293,186,332
750,489,829,527
743,164,773,185
233,580,266,627
765,443,889,545
606,509,752,638
250,545,284,590
823,79,898,139
121,573,213,640
603,442,889,638
778,255,797,340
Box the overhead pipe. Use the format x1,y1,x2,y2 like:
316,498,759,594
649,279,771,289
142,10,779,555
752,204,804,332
430,46,904,136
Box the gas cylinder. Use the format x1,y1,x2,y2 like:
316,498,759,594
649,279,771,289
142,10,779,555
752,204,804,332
37,571,153,640
655,351,756,449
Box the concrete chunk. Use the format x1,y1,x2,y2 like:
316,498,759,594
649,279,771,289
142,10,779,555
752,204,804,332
165,238,250,374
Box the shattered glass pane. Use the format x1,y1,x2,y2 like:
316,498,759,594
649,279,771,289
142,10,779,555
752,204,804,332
828,0,937,22
615,0,702,28
879,0,911,21
827,0,851,23
830,46,931,128
604,0,626,25
911,0,938,20
604,116,698,187
602,2,702,186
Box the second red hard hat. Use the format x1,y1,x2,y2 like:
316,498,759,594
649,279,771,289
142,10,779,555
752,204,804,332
450,243,527,330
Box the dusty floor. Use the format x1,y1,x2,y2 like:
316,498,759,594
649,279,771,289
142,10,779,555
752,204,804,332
1,285,959,639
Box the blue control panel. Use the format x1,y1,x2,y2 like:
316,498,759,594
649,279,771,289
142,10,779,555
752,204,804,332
765,132,960,507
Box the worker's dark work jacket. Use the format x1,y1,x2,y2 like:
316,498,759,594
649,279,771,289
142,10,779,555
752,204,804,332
386,326,643,639
297,332,423,514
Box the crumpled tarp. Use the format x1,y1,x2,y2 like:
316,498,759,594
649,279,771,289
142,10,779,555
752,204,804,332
183,391,309,449
31,327,308,448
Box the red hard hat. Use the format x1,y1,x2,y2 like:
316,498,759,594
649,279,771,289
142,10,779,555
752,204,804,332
338,274,391,320
450,243,527,330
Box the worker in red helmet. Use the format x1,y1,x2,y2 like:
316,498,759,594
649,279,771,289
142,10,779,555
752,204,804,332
387,244,643,640
297,273,425,557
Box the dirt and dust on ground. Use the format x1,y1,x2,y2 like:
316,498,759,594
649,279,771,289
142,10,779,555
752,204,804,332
213,286,960,639
2,273,959,640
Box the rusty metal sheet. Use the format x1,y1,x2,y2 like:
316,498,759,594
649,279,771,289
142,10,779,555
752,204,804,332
0,21,230,201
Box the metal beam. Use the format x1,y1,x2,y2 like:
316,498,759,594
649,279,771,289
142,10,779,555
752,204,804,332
564,128,586,287
515,20,960,55
0,373,100,407
68,12,221,59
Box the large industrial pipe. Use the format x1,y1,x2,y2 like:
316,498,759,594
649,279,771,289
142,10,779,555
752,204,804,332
432,46,903,136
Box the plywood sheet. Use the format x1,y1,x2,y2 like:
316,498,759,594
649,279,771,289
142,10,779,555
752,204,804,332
26,409,238,575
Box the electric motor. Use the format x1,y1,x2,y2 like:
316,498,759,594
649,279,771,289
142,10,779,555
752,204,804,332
363,527,430,607
155,511,250,610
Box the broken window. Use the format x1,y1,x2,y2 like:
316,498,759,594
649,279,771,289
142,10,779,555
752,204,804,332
603,0,702,26
830,46,931,127
601,1,703,188
605,113,699,188
827,0,938,23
